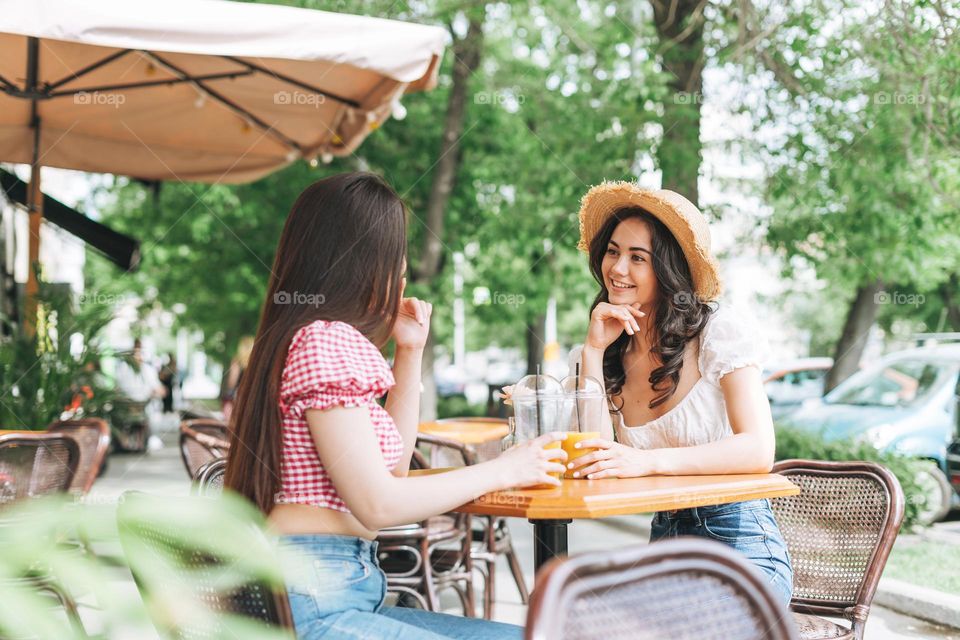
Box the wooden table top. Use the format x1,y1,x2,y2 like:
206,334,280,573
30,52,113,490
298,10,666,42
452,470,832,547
417,420,510,444
412,470,799,520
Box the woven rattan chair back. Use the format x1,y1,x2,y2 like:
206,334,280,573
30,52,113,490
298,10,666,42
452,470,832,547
771,459,904,638
417,432,478,467
116,491,294,639
435,417,508,462
526,538,798,640
48,418,111,494
193,458,227,497
179,419,230,480
0,433,80,506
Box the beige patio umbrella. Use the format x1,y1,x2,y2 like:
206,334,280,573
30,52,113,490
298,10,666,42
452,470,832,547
0,0,446,331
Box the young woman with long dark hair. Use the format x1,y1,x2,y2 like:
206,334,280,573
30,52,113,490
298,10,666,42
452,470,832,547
563,182,794,604
225,172,566,639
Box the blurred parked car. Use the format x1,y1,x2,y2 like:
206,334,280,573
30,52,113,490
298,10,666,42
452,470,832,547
779,344,960,524
763,357,833,419
946,375,960,503
435,365,467,397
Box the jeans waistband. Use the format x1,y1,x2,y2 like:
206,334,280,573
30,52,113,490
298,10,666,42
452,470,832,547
660,498,770,522
277,534,379,563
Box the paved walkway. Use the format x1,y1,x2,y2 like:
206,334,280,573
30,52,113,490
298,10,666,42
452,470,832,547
82,420,959,639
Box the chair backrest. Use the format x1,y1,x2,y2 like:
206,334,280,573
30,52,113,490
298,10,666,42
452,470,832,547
526,537,798,640
416,432,478,467
435,417,508,462
179,419,230,480
116,491,294,639
770,459,904,631
0,433,80,506
47,418,111,494
193,458,227,497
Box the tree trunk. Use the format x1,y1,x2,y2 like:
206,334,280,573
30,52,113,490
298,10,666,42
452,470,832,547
411,16,484,421
526,313,546,375
825,279,884,393
651,0,706,205
0,209,16,335
939,273,960,331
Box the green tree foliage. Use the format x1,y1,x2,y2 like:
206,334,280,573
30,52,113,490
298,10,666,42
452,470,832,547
748,1,960,353
88,0,665,376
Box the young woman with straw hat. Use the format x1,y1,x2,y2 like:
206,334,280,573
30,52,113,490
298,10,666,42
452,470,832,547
564,181,794,604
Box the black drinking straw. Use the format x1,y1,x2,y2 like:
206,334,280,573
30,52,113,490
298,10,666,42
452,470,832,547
575,362,582,433
535,365,542,437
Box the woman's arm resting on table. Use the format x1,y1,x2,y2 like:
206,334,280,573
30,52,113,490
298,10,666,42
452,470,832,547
569,366,775,478
307,407,568,531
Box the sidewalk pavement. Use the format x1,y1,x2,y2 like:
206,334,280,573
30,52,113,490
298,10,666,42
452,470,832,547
83,423,960,639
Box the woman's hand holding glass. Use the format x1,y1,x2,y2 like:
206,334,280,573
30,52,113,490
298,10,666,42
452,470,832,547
493,432,568,488
565,438,653,479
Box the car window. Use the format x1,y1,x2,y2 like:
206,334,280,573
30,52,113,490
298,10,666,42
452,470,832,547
826,360,956,408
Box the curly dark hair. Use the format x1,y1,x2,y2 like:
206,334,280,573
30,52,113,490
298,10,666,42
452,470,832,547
588,207,715,410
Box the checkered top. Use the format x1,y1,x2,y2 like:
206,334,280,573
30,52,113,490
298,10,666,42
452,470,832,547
277,320,402,512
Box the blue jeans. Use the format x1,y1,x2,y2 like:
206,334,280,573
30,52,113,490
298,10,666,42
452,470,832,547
649,499,794,605
277,534,522,639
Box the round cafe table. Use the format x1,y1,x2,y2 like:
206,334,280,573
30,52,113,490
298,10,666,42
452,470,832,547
417,419,509,463
417,419,510,444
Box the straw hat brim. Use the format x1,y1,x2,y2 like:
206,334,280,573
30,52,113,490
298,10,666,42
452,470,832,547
577,181,723,302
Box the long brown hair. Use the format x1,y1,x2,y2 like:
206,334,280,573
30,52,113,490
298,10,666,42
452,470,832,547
588,207,714,409
224,172,407,514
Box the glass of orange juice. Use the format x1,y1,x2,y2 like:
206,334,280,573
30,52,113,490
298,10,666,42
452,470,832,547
559,372,607,479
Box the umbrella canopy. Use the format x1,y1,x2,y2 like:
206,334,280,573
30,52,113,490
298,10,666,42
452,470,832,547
0,0,446,183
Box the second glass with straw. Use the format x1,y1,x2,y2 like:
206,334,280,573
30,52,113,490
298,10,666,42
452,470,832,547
509,364,607,484
558,363,606,478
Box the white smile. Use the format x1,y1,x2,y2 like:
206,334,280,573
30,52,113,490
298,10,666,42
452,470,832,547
610,279,636,290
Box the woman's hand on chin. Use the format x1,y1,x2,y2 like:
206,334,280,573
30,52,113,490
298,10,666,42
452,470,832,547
566,438,653,479
585,302,646,351
393,295,432,350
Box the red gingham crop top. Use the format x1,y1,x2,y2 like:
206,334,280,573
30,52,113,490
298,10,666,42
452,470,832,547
276,320,403,512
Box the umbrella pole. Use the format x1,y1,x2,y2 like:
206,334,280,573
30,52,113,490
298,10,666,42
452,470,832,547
24,37,41,338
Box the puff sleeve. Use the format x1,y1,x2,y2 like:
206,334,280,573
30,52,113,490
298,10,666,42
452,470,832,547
279,321,395,419
698,306,769,387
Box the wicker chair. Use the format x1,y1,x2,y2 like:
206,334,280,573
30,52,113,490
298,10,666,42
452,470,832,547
418,424,527,619
770,459,905,640
179,419,230,480
526,538,799,640
377,436,476,615
0,432,86,637
192,457,228,497
47,418,111,494
0,432,80,506
116,491,294,639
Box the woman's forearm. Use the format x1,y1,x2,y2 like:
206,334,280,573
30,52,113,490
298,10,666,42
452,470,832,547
385,346,424,474
359,462,506,530
647,432,775,475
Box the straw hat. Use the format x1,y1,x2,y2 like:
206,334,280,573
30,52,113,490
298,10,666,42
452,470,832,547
577,181,723,302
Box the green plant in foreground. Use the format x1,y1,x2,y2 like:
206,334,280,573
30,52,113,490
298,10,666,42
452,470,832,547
0,492,293,640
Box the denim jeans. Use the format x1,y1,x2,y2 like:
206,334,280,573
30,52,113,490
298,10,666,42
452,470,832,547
649,499,794,605
277,534,522,640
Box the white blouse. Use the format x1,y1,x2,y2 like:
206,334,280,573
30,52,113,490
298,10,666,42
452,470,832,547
568,305,768,450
